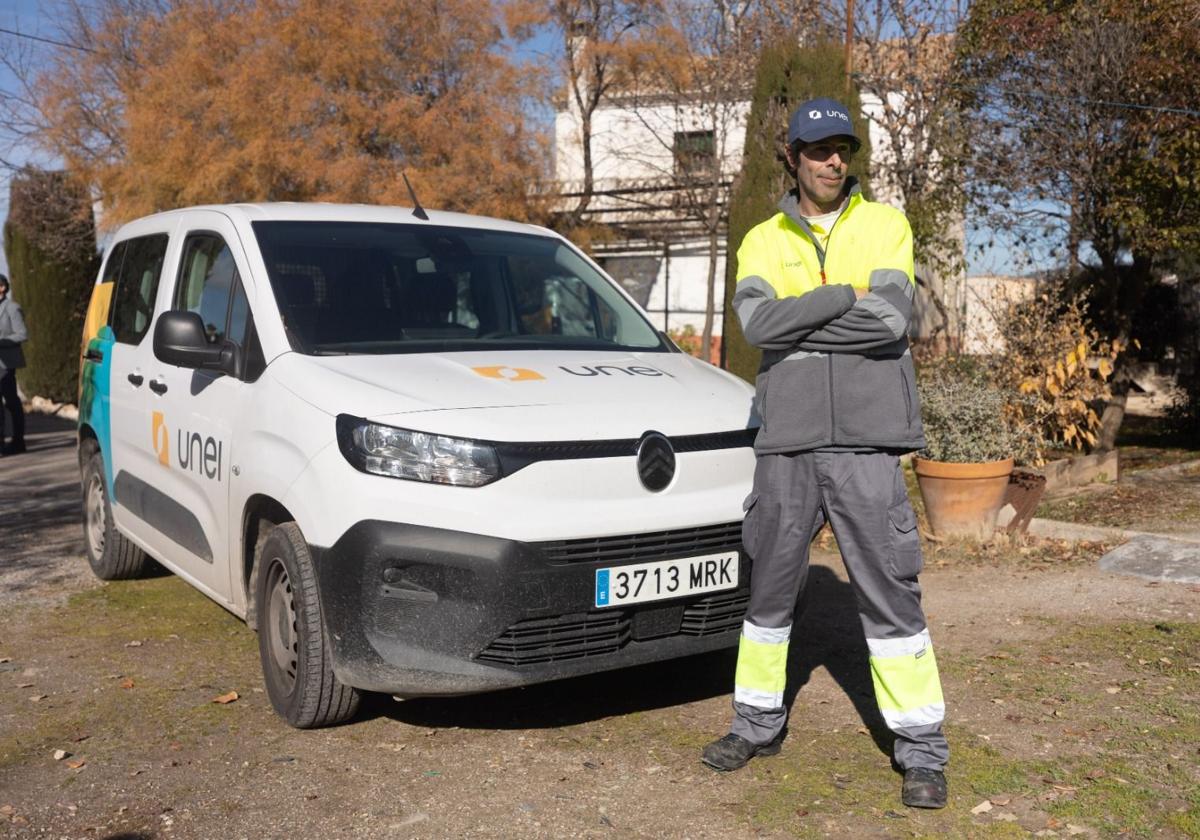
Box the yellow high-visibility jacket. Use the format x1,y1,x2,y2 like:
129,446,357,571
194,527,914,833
733,180,925,454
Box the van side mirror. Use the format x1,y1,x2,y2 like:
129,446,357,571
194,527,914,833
154,310,242,376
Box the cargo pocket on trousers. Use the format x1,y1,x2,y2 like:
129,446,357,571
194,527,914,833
888,500,923,579
741,492,760,559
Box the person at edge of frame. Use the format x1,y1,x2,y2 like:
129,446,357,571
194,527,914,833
701,97,949,810
0,272,28,456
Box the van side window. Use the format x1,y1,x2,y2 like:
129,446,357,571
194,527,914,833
176,234,241,344
110,235,169,344
101,241,128,290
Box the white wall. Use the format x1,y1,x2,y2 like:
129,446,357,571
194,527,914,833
962,275,1039,355
555,99,749,187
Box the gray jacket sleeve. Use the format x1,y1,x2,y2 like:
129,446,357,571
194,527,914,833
733,275,857,351
792,268,913,353
0,302,28,346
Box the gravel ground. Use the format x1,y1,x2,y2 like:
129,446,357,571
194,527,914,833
2,412,1197,839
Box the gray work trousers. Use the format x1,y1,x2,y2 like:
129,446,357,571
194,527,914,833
730,450,949,771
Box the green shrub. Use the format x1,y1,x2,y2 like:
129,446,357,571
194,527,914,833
917,356,1041,463
3,169,100,404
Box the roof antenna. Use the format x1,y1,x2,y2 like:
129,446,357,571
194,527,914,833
402,171,429,221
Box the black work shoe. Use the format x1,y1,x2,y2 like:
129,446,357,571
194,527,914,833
902,767,948,809
701,733,782,771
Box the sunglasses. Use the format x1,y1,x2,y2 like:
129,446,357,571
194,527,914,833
799,141,856,162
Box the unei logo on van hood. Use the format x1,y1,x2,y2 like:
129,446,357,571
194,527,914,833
270,350,756,441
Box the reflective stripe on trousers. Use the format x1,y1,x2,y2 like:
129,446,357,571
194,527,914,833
729,451,949,771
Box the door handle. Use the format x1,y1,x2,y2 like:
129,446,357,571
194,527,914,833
127,373,144,387
84,348,104,362
148,379,168,395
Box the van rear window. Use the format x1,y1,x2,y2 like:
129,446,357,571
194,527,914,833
250,222,667,355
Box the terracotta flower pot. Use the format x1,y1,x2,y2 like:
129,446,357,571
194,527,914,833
914,457,1015,539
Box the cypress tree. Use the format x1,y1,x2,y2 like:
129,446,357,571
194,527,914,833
722,41,871,383
4,170,100,404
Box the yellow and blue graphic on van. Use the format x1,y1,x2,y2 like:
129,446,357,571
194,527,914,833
471,366,545,381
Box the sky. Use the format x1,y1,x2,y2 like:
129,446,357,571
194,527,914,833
0,0,54,277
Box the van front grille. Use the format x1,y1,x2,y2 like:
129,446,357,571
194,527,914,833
474,588,748,667
537,521,743,566
680,589,750,636
475,611,630,666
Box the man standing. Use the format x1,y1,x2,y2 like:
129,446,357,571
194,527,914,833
0,273,28,456
701,98,948,809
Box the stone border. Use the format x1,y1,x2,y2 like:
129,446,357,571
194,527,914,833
1036,449,1119,495
1027,517,1200,546
1124,457,1200,483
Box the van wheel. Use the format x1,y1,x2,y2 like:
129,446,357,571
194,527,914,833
256,522,360,728
81,444,149,580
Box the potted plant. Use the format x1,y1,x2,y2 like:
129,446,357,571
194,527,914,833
914,358,1037,538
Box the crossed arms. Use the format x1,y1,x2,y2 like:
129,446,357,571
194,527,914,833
732,226,915,354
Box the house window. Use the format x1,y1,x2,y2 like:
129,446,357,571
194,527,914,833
674,130,715,179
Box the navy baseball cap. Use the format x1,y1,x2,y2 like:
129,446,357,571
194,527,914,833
787,97,861,149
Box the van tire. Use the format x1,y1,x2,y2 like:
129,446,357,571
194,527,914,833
81,445,150,580
256,522,360,728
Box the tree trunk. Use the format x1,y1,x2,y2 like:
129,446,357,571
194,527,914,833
1098,324,1134,451
1098,377,1129,451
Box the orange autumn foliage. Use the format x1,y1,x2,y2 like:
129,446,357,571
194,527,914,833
36,0,547,225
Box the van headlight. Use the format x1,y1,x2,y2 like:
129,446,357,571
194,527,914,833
336,415,501,487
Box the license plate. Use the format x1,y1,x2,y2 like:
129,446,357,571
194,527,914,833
594,552,739,608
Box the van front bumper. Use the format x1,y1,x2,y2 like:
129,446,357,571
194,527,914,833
310,519,749,696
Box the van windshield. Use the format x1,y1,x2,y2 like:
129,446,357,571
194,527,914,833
251,221,668,355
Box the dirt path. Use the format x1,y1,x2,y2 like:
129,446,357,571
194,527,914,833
0,412,97,605
1,418,1197,839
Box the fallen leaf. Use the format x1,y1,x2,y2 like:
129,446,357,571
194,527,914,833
971,800,994,815
53,750,70,761
119,678,135,690
795,809,809,817
65,759,86,770
124,640,143,648
0,804,13,815
16,683,33,689
1085,769,1106,780
211,691,239,704
29,694,47,703
990,795,1012,806
987,652,1012,660
855,726,869,735
1104,686,1121,694
0,658,11,664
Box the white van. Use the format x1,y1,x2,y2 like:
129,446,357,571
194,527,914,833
78,204,756,727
